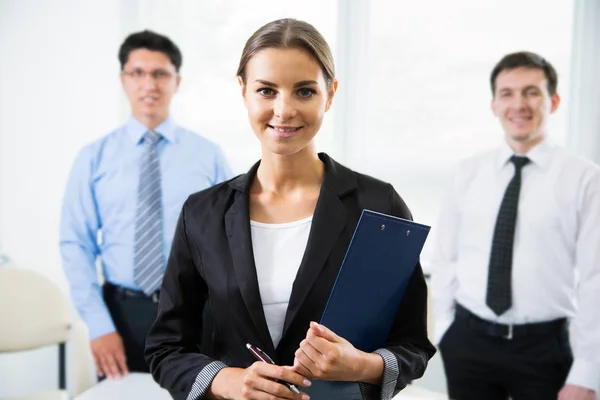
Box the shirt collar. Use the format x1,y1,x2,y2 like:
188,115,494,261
125,116,177,144
495,138,554,171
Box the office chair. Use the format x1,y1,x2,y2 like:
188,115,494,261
0,268,95,399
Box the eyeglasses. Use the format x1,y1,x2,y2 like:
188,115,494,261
122,68,176,81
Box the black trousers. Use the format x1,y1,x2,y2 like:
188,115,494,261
103,283,215,373
439,307,573,400
103,284,160,372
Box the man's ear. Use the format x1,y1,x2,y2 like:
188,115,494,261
490,98,498,117
174,74,182,93
550,93,561,114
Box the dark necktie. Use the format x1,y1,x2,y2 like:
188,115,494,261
486,155,530,315
133,131,164,295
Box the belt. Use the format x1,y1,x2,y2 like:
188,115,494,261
455,303,567,340
104,282,160,304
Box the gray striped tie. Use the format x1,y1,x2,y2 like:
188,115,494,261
133,131,164,295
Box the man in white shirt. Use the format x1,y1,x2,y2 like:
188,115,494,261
431,51,600,400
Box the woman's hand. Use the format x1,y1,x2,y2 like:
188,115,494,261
292,322,384,384
209,363,311,400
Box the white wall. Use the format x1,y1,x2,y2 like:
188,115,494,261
0,0,124,396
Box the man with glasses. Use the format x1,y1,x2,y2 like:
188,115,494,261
60,30,231,379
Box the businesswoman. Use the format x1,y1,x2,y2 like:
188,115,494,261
145,18,435,400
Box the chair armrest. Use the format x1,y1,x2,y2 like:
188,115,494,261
69,319,96,396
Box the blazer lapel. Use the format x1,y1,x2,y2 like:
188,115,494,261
225,165,276,355
224,154,357,354
281,154,357,337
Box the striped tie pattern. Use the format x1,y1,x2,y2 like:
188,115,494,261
133,131,164,295
486,155,530,315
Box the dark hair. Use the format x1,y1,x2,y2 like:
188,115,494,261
236,18,335,89
118,30,182,72
490,51,558,96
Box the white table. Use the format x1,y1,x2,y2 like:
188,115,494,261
74,373,170,400
74,373,446,399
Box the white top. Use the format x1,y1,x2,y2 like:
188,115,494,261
251,216,313,348
430,139,600,390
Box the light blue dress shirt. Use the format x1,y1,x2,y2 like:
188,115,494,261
60,116,232,340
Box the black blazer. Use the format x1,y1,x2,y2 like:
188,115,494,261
146,153,436,399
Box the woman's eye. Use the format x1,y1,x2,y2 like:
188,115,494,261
297,88,315,98
258,88,275,96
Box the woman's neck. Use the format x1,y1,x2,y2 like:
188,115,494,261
253,148,324,195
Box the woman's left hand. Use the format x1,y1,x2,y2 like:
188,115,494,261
292,321,370,382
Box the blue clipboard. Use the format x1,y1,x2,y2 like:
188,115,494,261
319,209,430,353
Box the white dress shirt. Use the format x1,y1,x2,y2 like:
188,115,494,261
431,139,600,391
251,216,312,348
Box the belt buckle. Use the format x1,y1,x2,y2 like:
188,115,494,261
152,291,160,303
504,324,513,340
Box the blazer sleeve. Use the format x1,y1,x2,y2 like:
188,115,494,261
360,185,437,400
145,201,226,400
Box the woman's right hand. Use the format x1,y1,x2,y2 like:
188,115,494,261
209,363,311,400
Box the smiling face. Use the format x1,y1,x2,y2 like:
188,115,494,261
491,67,560,151
239,47,336,157
120,48,181,128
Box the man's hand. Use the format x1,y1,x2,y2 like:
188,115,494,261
90,331,128,379
558,384,597,400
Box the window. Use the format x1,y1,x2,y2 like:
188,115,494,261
128,0,574,266
355,0,574,234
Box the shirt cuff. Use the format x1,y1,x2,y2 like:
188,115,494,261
566,358,600,392
358,348,399,400
83,307,117,340
186,360,228,400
